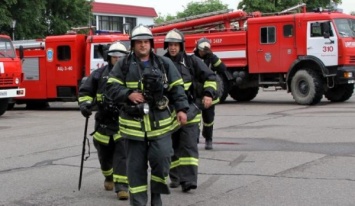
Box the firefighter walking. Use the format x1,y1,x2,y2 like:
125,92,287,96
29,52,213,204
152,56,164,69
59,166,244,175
163,29,217,192
78,42,129,200
194,37,228,150
104,25,189,206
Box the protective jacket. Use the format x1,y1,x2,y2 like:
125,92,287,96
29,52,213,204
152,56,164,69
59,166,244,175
78,64,121,144
164,52,217,123
105,52,189,141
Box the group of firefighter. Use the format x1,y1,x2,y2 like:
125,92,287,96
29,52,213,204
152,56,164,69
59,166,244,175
78,25,228,206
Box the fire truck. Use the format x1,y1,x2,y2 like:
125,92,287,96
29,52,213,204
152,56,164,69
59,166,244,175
11,29,130,109
152,4,355,105
0,34,25,116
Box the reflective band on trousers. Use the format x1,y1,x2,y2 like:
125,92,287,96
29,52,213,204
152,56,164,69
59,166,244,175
113,174,128,184
129,185,148,194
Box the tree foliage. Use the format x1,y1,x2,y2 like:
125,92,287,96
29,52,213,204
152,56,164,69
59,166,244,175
154,0,228,24
237,0,342,13
0,0,92,40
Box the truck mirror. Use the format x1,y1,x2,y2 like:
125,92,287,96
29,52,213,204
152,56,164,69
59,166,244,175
19,45,24,60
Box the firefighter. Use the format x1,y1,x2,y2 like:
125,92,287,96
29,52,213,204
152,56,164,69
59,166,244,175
194,37,227,150
104,25,189,206
163,29,217,192
78,41,129,200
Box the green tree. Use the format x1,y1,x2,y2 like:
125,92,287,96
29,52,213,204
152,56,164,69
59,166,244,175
0,0,92,40
237,0,342,13
154,13,176,25
176,0,228,18
0,0,17,37
154,0,228,24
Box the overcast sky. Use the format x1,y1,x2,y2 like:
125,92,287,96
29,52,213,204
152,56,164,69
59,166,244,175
95,0,355,16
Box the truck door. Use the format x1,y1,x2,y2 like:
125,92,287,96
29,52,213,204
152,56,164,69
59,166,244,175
45,40,76,99
256,26,281,73
307,21,338,66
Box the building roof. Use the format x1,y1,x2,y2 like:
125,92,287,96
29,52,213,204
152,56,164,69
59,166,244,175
92,2,158,17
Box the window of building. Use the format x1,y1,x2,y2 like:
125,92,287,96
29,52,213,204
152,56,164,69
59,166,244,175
99,16,123,31
91,15,97,27
57,46,71,61
125,17,137,29
283,24,293,37
260,26,276,44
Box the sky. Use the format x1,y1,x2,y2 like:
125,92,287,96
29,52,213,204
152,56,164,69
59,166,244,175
95,0,355,16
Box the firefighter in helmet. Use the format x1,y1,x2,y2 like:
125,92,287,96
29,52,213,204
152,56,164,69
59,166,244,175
104,25,189,206
163,29,217,192
194,37,228,150
78,41,129,200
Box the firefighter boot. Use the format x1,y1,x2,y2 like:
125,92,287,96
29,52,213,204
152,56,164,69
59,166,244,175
181,182,197,193
117,191,129,200
151,193,162,206
169,181,180,188
104,176,114,191
205,140,213,150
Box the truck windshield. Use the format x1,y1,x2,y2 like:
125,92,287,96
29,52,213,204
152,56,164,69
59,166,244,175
334,18,355,38
0,37,16,58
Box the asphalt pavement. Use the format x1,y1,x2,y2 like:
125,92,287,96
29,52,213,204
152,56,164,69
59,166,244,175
1,90,355,206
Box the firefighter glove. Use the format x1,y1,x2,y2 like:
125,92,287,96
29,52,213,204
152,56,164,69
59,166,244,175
80,103,92,117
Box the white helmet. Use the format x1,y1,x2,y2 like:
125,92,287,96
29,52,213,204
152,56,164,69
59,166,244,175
164,29,185,51
108,41,128,57
197,37,211,51
130,25,154,48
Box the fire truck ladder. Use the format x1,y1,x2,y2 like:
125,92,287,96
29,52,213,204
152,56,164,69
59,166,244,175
12,39,45,49
151,9,261,35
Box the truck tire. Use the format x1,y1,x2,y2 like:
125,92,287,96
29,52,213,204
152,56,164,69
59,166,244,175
0,98,9,116
26,101,50,110
229,86,259,102
325,84,354,102
216,74,229,103
7,103,15,110
291,69,323,105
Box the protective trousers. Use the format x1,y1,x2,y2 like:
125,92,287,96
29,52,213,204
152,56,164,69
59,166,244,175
126,134,173,206
202,105,215,141
170,123,199,186
93,137,128,192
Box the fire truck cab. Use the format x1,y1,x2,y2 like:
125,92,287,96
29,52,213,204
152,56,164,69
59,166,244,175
0,35,25,116
152,4,355,105
12,31,130,108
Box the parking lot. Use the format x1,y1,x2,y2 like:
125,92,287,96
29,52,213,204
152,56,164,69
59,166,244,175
1,90,355,206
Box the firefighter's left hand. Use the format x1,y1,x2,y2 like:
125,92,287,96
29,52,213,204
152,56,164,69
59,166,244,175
202,96,212,109
177,111,187,125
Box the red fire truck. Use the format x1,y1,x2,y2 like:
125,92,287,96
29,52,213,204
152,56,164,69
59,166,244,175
152,4,355,105
11,29,130,109
0,34,25,116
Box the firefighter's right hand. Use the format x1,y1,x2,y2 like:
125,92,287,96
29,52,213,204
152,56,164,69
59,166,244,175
80,103,92,118
128,92,145,104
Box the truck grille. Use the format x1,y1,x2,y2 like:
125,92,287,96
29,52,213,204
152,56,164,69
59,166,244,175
349,56,355,64
0,77,13,85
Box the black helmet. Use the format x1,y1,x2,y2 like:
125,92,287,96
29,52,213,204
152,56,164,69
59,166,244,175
196,37,211,51
164,29,185,51
130,25,154,48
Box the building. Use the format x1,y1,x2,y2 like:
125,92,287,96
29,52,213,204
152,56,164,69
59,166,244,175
91,2,158,32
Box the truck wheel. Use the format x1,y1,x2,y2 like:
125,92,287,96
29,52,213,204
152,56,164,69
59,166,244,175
216,74,229,103
0,99,9,116
26,101,50,110
229,86,259,102
7,103,15,110
325,84,354,102
291,69,323,105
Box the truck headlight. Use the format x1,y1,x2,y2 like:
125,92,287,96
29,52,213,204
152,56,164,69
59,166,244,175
344,72,353,78
15,78,20,84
